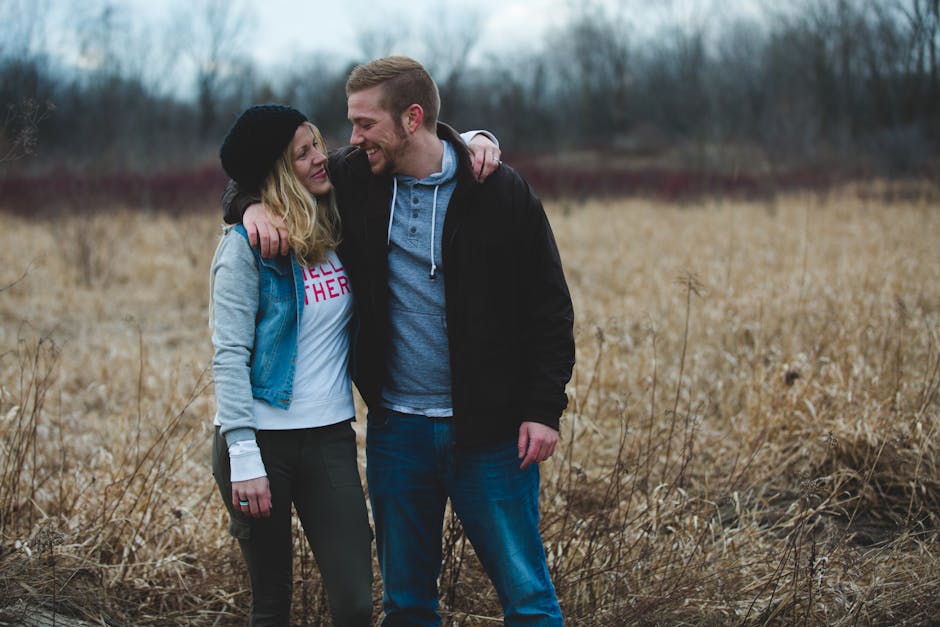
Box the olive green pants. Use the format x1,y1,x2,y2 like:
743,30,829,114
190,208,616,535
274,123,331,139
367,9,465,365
212,421,373,626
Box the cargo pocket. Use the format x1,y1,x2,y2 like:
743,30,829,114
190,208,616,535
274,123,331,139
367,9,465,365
228,515,252,540
212,428,255,541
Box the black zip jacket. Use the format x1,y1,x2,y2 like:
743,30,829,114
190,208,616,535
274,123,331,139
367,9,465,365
223,124,575,447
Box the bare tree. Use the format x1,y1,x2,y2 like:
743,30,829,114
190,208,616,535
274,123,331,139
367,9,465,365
171,0,254,138
0,0,54,168
542,1,635,145
355,20,411,61
894,0,940,131
278,53,350,143
74,1,127,78
418,3,483,114
0,0,50,60
0,98,52,164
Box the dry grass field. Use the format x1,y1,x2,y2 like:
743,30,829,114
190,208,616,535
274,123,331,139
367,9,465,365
1,184,938,625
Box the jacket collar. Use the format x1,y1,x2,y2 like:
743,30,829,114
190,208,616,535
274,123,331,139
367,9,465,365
435,123,476,189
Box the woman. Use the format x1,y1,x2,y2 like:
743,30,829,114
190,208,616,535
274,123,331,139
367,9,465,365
210,104,372,626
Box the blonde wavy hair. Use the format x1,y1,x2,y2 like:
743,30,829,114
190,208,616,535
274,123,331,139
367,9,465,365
259,122,341,267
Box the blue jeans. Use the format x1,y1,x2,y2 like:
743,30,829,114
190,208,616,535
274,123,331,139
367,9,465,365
366,409,562,626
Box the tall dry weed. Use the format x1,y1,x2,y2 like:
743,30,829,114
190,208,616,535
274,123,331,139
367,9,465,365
0,187,938,625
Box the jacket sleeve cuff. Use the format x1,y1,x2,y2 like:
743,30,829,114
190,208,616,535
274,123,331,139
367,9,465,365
524,399,566,432
221,179,260,225
228,439,267,482
526,415,561,432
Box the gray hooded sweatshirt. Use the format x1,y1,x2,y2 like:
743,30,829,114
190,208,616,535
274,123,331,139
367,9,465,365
381,139,458,416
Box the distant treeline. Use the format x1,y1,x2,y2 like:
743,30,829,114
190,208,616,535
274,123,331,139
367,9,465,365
0,0,937,182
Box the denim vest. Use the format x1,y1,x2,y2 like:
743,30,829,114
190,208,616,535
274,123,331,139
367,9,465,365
234,225,305,407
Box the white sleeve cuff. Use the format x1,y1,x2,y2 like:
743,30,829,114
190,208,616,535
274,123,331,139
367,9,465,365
228,440,267,482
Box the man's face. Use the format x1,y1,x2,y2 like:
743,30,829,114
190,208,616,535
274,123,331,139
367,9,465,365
347,85,409,175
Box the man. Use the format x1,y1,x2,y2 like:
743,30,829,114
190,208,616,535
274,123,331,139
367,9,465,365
227,57,574,625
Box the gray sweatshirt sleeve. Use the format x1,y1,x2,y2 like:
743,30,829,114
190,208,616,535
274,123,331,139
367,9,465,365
210,230,260,447
459,130,499,147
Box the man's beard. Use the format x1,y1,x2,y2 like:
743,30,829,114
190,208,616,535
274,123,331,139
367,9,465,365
377,123,411,175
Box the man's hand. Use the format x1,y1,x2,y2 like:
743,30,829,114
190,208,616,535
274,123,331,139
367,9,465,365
244,203,289,258
232,476,272,518
518,421,559,469
468,134,501,183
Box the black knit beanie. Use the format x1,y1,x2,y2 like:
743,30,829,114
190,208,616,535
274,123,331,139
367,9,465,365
219,104,308,193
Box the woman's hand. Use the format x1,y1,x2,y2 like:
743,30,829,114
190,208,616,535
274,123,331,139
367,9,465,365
468,134,501,183
232,476,272,518
244,203,289,259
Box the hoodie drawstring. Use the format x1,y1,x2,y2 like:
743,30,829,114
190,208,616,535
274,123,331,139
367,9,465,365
387,178,398,246
388,177,440,280
429,186,439,280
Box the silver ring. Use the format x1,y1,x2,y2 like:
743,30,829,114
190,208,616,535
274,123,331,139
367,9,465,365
239,500,249,506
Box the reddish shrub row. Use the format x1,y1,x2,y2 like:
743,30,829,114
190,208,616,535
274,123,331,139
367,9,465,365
507,155,840,201
0,158,870,215
0,165,229,215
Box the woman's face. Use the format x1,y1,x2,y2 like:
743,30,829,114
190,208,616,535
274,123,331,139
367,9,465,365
290,124,332,196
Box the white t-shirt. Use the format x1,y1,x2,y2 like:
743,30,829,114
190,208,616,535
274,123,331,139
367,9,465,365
252,249,355,429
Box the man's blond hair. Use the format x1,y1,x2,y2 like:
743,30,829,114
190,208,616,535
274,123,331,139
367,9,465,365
346,56,440,130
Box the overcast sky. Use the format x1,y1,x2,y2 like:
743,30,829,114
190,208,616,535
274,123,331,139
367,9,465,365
247,0,596,65
249,0,765,67
109,0,766,71
6,0,768,95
